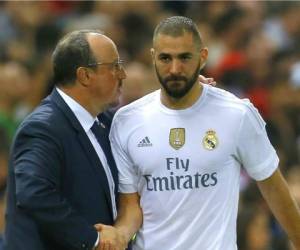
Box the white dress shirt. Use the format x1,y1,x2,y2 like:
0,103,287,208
56,88,117,247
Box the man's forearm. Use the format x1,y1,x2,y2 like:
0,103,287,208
258,169,300,248
114,193,143,243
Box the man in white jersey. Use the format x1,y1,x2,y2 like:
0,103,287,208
108,16,300,250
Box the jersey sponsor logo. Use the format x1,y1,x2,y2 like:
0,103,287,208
169,128,185,150
202,130,218,150
138,136,153,147
143,171,218,191
143,157,218,191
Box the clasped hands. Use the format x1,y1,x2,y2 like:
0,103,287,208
94,223,128,250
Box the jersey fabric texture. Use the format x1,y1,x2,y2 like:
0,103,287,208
110,84,279,250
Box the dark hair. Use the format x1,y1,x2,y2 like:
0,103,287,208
153,16,203,50
52,29,102,86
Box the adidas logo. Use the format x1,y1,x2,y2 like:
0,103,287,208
138,136,153,147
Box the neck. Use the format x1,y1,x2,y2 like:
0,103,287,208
58,86,105,118
160,83,203,110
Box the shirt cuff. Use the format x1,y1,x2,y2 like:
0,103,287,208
94,232,100,248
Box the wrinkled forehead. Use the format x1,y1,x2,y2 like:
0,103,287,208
153,32,198,55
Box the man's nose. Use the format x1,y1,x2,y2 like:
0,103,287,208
169,59,182,75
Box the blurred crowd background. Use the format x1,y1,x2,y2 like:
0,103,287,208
0,1,300,249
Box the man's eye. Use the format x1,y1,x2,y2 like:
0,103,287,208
159,57,171,63
114,63,120,70
180,56,192,62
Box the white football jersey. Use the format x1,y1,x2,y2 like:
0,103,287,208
110,84,279,250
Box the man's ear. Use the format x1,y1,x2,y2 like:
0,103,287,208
150,48,155,65
200,47,208,62
200,47,208,70
76,67,90,87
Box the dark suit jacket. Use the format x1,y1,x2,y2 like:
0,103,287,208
4,89,118,250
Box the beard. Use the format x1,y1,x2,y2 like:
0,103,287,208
155,61,201,99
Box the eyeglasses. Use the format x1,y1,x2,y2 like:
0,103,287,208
87,59,125,72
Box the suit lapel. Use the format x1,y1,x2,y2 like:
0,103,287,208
48,89,114,218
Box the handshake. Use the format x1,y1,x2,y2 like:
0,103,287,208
94,223,129,250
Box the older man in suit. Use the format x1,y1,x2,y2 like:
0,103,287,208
4,30,127,250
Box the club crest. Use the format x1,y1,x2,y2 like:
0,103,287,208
169,128,185,150
203,130,218,150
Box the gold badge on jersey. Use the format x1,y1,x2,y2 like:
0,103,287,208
169,128,185,150
203,130,218,150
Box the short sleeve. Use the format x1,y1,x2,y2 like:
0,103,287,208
236,101,279,181
110,117,138,193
